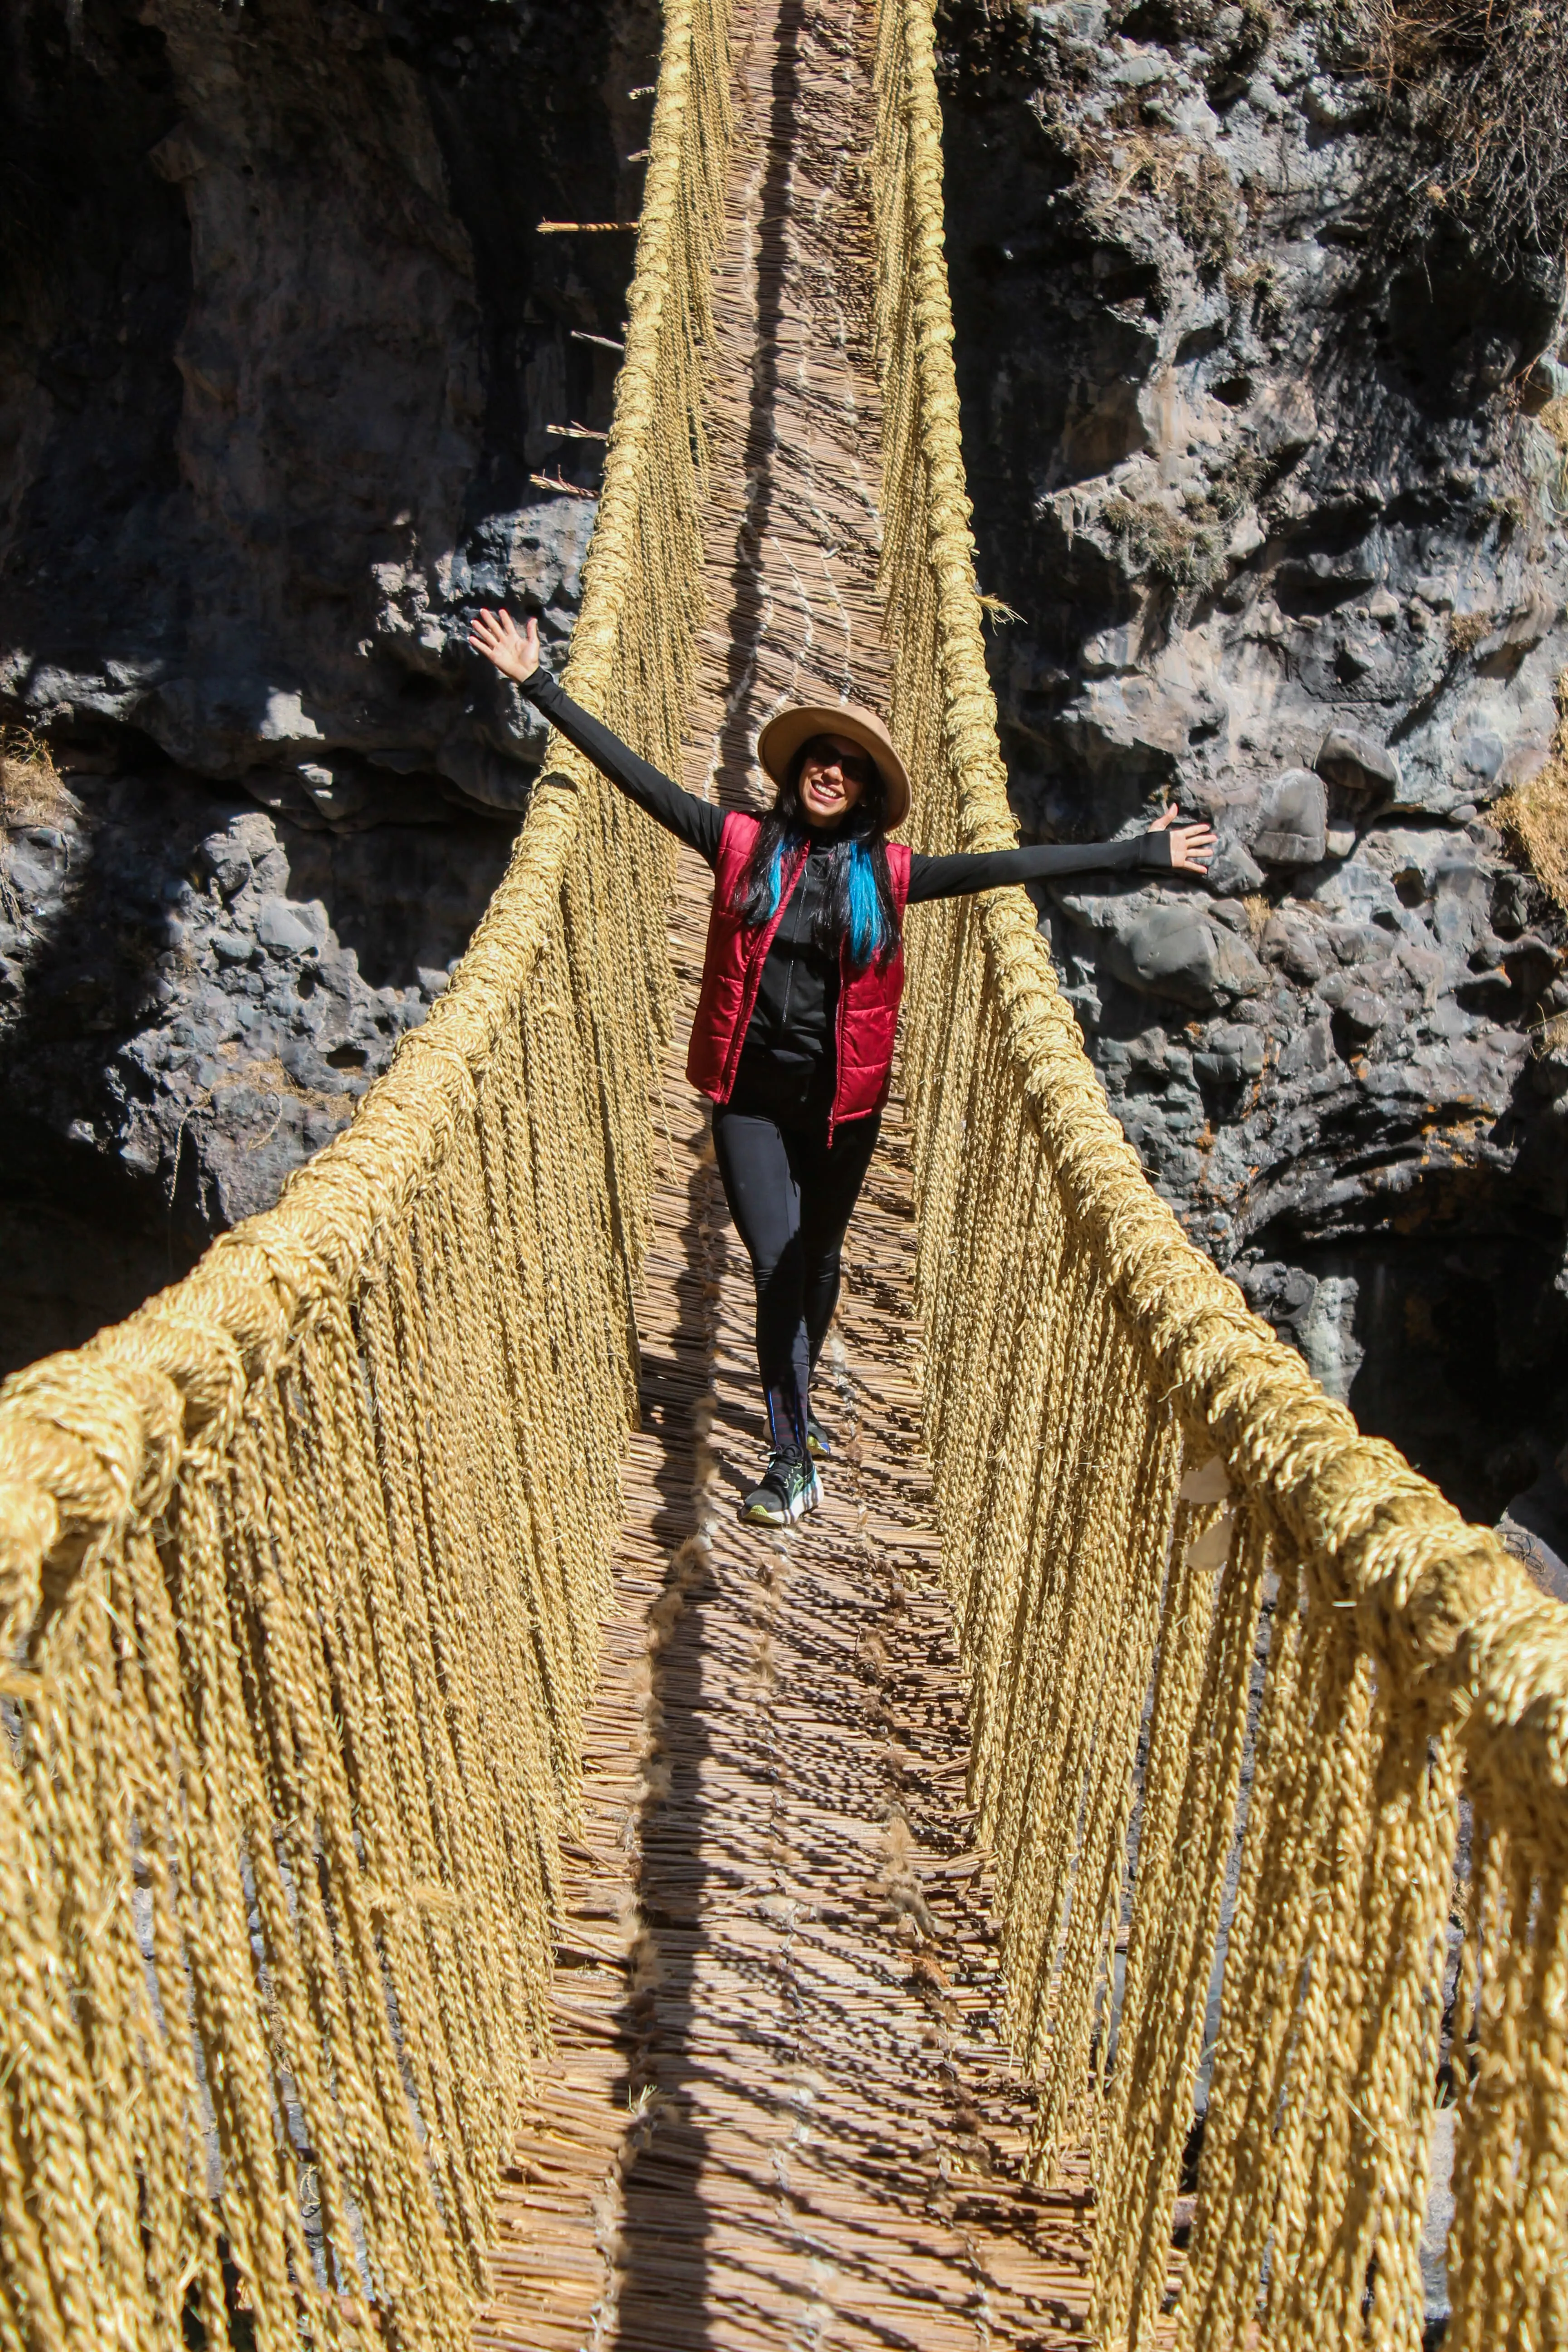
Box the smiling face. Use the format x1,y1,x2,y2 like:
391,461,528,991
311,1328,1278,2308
797,734,875,828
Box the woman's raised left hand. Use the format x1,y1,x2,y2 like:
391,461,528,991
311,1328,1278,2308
1151,803,1218,874
469,607,540,685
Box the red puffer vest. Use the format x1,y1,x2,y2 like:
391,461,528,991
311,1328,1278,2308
686,810,912,1136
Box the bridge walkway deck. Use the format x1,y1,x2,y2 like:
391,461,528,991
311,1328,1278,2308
470,1,1122,2343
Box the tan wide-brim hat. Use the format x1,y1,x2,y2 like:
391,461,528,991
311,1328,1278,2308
756,701,911,830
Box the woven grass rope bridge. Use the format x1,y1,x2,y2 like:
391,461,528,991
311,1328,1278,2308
0,0,1565,2346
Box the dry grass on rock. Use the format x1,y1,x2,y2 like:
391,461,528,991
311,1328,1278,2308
1539,394,1568,508
0,727,77,830
1101,493,1224,594
1497,683,1568,916
1,728,80,933
1357,0,1568,264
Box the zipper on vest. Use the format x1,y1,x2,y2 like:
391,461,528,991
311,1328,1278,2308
777,857,818,1034
778,873,798,1028
830,923,849,1144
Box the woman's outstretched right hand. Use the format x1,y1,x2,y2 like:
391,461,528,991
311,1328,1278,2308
1149,803,1217,875
469,607,540,685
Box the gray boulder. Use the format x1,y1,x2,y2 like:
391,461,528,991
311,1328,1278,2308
1262,911,1324,983
1335,988,1387,1045
1204,838,1267,896
1113,904,1268,1013
1194,1024,1268,1086
1314,728,1400,807
1276,1015,1335,1078
1255,771,1328,869
255,896,327,959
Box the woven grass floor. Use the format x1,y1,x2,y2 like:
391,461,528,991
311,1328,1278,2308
473,3,1107,2342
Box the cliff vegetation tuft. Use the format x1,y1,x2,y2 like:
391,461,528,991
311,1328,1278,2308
1357,0,1568,266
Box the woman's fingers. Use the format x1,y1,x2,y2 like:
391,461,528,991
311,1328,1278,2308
466,607,539,681
1171,823,1217,872
1149,806,1218,871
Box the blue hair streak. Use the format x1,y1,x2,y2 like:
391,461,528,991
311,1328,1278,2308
761,836,787,922
844,837,885,970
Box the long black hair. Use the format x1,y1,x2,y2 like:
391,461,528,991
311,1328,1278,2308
730,744,901,972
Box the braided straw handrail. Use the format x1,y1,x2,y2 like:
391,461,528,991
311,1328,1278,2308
871,0,1567,2343
0,0,722,1622
877,0,1568,1824
0,4,732,2345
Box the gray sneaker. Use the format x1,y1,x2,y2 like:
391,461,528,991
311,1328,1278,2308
806,1412,831,1461
739,1450,822,1528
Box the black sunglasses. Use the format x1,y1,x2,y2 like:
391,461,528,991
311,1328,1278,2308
801,741,875,786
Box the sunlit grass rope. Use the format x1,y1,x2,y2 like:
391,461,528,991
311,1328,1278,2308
870,1,1568,2344
0,3,731,2344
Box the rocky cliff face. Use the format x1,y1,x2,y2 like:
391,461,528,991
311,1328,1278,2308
937,0,1568,1531
0,0,654,1369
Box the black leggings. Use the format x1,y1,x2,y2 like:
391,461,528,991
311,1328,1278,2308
711,1077,880,1458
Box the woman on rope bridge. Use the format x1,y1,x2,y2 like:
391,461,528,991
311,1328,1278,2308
470,609,1216,1529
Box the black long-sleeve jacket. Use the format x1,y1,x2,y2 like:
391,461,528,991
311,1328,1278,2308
520,667,1174,1068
